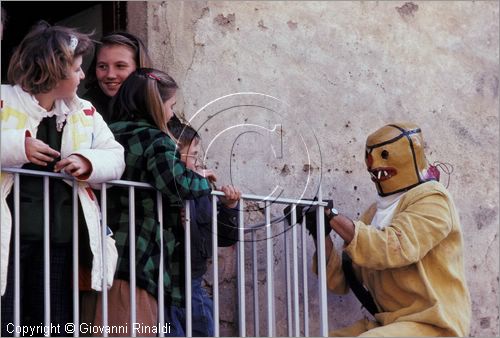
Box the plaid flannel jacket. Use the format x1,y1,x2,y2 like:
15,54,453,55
108,119,211,305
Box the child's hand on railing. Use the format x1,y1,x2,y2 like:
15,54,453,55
54,154,92,180
219,185,241,208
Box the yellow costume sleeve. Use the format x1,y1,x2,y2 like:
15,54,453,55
345,189,453,269
312,245,349,294
311,203,377,295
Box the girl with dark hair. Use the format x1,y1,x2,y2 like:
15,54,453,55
83,31,152,123
93,68,214,334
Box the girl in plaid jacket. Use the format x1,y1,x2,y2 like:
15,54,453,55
93,68,213,335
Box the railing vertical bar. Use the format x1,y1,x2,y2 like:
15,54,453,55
301,216,309,337
252,230,259,337
265,201,275,337
101,183,109,337
157,192,165,337
291,205,300,336
284,216,292,337
237,198,246,336
43,176,51,331
185,200,192,337
13,174,21,338
72,182,79,337
316,186,329,336
212,194,220,337
128,186,136,337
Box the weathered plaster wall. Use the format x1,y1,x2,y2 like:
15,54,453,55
129,1,499,336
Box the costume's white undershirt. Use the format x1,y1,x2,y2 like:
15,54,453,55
371,191,406,230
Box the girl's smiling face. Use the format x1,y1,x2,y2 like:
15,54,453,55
96,45,137,97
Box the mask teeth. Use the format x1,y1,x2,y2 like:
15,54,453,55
377,171,382,179
383,170,388,177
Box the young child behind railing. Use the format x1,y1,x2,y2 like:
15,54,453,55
167,119,241,336
0,21,125,336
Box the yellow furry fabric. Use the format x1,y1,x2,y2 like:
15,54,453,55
315,181,471,336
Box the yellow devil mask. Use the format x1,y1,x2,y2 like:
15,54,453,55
365,123,429,196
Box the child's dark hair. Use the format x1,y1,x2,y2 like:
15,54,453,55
169,118,201,149
7,21,93,94
86,31,152,88
110,68,178,134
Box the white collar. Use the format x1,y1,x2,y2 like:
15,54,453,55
13,85,81,131
376,191,405,209
371,192,405,230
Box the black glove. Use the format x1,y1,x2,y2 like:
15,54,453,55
283,199,333,240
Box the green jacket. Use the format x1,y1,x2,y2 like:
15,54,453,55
109,119,211,306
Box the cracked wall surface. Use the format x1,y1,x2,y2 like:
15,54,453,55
129,1,499,336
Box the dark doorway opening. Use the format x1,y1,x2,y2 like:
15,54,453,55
1,1,127,88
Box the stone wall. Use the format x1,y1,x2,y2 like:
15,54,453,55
128,1,499,336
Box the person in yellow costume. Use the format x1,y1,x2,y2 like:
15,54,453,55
315,122,471,336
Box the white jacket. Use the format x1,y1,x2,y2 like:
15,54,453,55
0,85,125,295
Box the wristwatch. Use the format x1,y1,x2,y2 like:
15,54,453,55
326,207,339,222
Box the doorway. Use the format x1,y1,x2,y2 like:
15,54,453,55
1,1,127,93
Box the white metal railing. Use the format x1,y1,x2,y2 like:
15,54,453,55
1,167,330,337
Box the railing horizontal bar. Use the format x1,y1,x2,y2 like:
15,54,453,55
1,168,155,189
99,179,157,189
3,168,328,206
211,190,329,206
2,167,72,179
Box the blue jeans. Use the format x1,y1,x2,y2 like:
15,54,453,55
164,277,214,337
